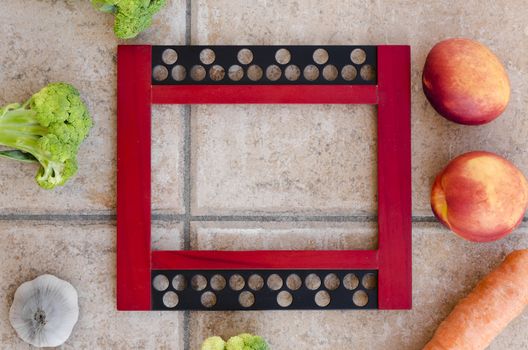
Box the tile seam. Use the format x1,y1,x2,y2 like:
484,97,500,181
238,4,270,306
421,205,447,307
183,1,192,350
183,104,192,246
0,213,481,223
1,214,528,224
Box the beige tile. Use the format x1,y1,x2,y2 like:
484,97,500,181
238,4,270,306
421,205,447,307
192,0,381,45
0,0,186,215
189,221,528,350
192,0,528,217
191,221,377,250
152,220,185,251
191,105,377,215
0,220,184,349
152,105,186,214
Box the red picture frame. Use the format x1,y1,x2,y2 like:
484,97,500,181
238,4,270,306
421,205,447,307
117,45,411,311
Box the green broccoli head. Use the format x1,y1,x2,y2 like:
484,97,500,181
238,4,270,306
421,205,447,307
226,336,245,350
226,334,269,350
92,0,167,39
0,83,92,189
201,336,227,350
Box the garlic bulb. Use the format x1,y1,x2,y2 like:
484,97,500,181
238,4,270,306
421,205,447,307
9,274,79,348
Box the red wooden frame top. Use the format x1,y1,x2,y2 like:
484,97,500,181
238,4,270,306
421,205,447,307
117,45,411,311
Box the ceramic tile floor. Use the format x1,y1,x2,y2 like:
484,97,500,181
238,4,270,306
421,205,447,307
1,0,528,349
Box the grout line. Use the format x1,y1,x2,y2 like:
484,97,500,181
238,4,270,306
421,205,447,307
190,215,379,222
183,215,445,223
182,104,192,249
0,213,116,222
183,2,192,350
183,310,190,350
0,213,455,223
153,213,186,221
182,0,193,250
412,215,440,223
181,0,193,249
185,0,192,46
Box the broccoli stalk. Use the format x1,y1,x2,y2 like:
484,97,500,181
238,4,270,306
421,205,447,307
92,0,167,39
0,83,92,189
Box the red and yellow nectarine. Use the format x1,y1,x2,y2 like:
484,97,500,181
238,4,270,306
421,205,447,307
431,151,528,242
423,38,510,125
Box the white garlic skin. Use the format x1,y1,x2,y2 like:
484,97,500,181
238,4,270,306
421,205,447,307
9,274,79,348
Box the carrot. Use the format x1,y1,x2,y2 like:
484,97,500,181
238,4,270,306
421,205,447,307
423,249,528,350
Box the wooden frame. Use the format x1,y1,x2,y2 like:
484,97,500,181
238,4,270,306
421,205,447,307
117,45,411,310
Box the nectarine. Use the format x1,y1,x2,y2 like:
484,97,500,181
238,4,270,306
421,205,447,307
423,38,510,125
431,151,528,242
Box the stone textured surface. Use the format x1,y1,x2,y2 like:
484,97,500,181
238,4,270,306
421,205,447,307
191,105,377,215
1,0,528,349
192,0,528,217
191,221,378,250
0,0,186,215
0,220,184,349
153,220,184,251
189,222,528,350
152,105,185,214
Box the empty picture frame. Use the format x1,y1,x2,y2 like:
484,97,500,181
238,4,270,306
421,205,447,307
117,45,411,311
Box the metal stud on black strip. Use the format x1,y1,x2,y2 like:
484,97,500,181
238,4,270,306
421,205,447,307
152,270,378,311
151,46,377,85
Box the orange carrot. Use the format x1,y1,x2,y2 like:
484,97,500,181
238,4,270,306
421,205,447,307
423,249,528,350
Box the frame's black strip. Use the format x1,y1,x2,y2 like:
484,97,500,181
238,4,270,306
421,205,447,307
152,270,378,311
152,45,377,85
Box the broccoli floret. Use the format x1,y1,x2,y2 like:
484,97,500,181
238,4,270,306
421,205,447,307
226,336,245,350
201,333,269,350
226,334,269,350
0,83,92,189
201,336,226,350
92,0,167,39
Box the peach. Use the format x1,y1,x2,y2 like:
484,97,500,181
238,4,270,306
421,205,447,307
422,38,510,125
431,151,528,242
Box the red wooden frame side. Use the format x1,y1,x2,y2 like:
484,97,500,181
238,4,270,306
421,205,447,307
152,250,379,270
117,45,153,310
151,85,378,104
376,45,412,309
